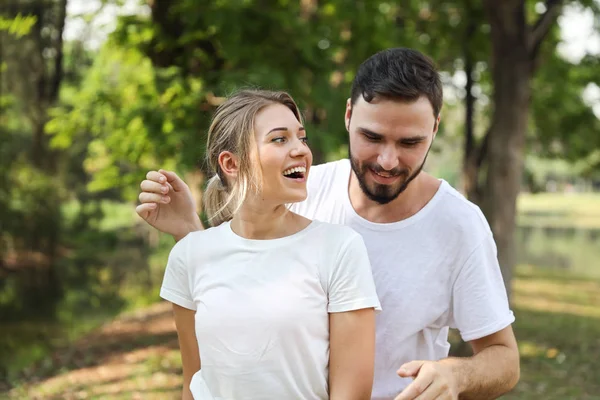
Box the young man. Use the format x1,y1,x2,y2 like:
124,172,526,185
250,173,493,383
136,48,520,400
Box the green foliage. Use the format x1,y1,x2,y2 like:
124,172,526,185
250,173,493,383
531,53,600,163
1,160,64,241
44,0,600,204
47,43,206,200
0,13,36,37
47,0,419,200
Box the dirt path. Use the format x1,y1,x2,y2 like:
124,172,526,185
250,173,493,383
5,302,184,400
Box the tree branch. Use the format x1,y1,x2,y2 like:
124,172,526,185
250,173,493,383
462,0,476,153
49,0,67,103
476,127,491,168
528,0,563,60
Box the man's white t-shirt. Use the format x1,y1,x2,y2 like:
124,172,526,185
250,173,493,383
290,159,515,400
160,219,381,400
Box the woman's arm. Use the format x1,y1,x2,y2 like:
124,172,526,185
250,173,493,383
172,303,201,400
328,307,376,400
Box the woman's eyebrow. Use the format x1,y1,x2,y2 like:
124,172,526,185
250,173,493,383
267,126,305,135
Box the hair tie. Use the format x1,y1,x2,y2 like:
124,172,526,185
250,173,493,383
215,173,227,189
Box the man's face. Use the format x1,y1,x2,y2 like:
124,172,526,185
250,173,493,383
345,95,439,204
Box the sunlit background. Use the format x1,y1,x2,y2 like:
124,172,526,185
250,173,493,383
1,1,599,399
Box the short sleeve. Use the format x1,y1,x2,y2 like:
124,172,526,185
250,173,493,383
160,238,196,310
451,234,515,342
327,231,382,313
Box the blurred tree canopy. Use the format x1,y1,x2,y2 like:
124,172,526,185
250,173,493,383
1,0,599,325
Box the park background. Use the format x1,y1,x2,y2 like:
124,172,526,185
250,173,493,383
1,0,599,399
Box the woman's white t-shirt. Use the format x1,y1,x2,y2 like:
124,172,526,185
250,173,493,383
160,219,381,400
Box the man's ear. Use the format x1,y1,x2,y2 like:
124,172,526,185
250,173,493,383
344,98,352,132
218,151,239,181
432,114,441,139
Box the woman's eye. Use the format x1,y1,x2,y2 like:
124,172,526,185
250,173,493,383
300,137,309,143
272,137,286,143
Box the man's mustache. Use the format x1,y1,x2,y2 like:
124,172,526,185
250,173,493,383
365,164,408,178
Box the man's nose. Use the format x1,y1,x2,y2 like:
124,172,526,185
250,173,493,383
377,146,399,171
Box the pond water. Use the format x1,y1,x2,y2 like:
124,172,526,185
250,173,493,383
516,219,600,278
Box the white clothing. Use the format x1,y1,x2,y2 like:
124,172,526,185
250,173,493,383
290,159,515,400
160,219,381,400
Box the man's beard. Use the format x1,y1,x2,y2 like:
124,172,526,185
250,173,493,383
349,147,430,205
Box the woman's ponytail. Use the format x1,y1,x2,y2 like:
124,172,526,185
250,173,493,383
203,174,234,227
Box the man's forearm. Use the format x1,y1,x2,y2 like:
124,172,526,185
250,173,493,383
442,344,520,399
174,215,204,242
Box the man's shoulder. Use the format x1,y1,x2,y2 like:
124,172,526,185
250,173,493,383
433,180,492,238
305,159,350,198
309,159,350,181
311,220,360,241
438,181,485,215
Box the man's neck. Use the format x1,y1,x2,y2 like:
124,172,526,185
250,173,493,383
348,171,441,224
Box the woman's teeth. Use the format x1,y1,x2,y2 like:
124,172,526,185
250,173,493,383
283,166,306,176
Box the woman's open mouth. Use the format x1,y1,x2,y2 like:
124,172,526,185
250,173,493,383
283,166,306,181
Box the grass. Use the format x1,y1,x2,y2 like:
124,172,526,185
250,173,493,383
3,265,599,400
518,192,600,215
0,199,172,391
3,303,182,400
499,265,600,399
448,265,600,399
517,192,600,229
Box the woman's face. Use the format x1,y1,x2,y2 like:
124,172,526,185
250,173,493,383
252,103,312,206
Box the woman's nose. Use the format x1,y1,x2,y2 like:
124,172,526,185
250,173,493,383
290,139,309,157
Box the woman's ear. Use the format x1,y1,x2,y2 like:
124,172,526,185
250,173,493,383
218,151,239,180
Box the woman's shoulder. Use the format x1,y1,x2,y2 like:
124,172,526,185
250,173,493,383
173,222,229,254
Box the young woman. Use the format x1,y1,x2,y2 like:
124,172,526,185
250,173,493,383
147,90,380,399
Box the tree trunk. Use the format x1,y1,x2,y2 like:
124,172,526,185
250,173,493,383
481,0,533,298
16,0,68,308
30,0,66,171
461,1,478,201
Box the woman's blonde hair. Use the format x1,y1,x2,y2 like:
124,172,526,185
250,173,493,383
203,89,302,226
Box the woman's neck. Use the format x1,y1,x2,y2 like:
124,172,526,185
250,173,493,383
230,202,309,240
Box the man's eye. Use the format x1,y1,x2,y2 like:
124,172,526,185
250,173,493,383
364,134,380,141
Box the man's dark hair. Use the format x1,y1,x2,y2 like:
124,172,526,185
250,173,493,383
350,48,443,117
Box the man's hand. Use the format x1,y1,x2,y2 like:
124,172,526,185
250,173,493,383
395,327,519,400
136,169,202,240
394,360,459,400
